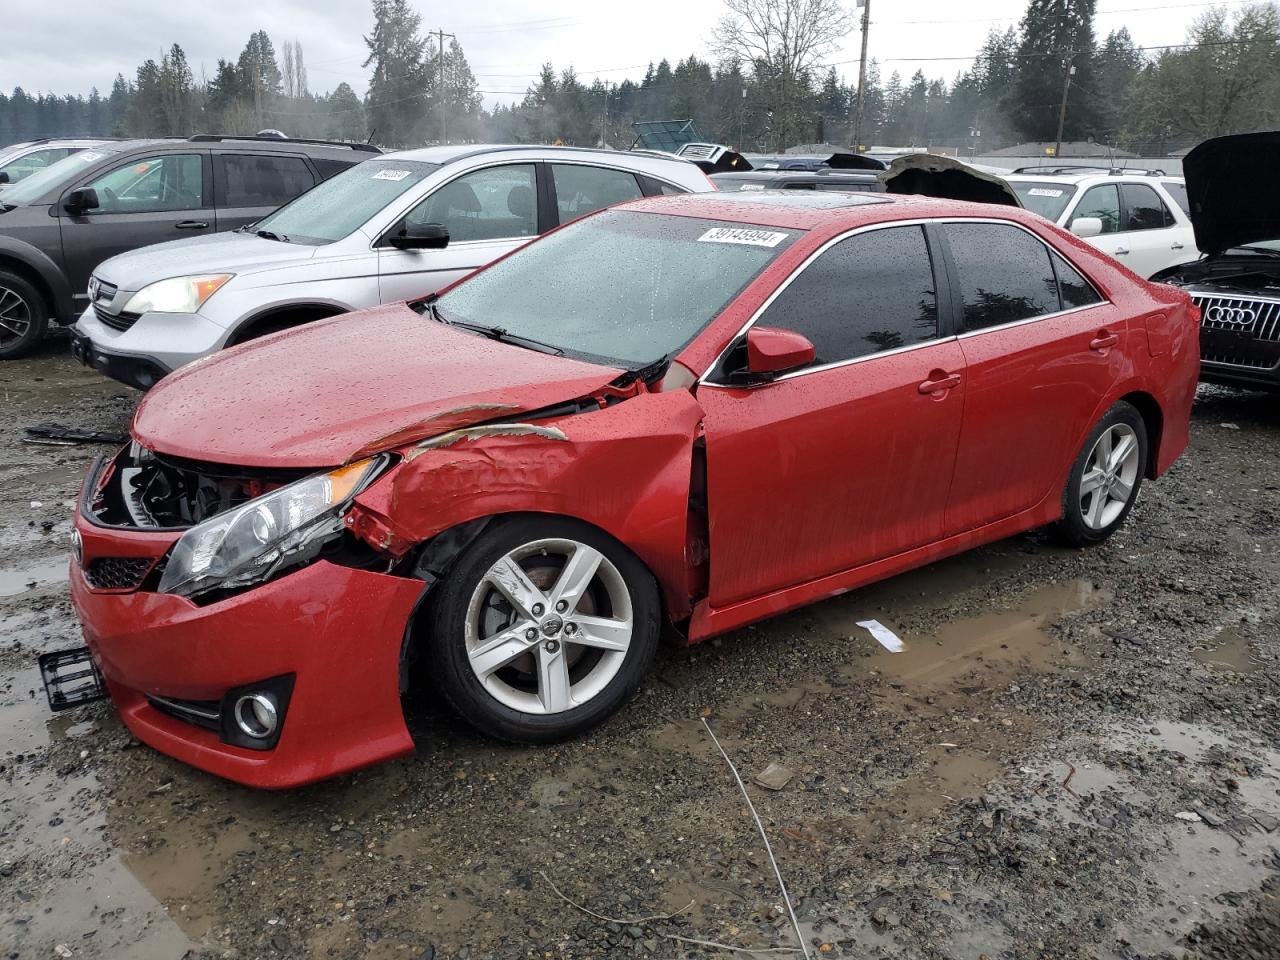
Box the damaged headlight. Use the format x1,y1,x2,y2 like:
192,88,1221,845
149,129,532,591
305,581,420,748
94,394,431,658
124,274,233,314
158,457,385,599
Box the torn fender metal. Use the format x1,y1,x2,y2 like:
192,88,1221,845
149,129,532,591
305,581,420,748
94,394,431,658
350,389,706,621
880,153,1022,208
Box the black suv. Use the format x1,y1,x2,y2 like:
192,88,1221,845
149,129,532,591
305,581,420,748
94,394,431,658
0,135,379,358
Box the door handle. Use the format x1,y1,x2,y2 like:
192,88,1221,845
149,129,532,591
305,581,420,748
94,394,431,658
918,371,962,395
175,220,209,230
1171,241,1184,250
1112,246,1130,255
1089,331,1119,351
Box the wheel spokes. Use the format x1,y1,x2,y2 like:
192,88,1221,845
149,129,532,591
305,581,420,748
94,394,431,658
1080,467,1106,497
485,557,547,620
1083,488,1107,528
1110,475,1133,504
1108,432,1137,472
570,613,631,652
469,623,538,678
535,643,573,713
548,544,603,613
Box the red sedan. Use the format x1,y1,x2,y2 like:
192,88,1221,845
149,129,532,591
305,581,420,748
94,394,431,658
66,192,1200,787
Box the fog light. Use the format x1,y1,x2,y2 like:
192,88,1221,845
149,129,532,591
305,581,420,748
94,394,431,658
233,693,278,739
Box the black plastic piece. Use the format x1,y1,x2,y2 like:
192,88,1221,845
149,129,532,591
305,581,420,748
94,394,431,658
187,134,380,153
38,647,107,711
218,674,296,751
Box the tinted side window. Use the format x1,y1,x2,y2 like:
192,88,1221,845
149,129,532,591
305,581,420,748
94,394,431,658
313,157,356,180
3,147,72,182
409,164,538,242
1120,183,1174,231
1051,251,1103,309
758,225,938,366
946,223,1059,332
551,164,643,222
217,154,315,207
86,154,205,212
1071,184,1120,235
1161,180,1190,216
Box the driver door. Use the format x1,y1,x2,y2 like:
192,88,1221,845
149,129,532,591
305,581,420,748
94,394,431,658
698,224,966,607
377,162,542,303
59,152,213,298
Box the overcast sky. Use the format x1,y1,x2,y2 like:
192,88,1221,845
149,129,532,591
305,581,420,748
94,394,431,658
0,0,1259,108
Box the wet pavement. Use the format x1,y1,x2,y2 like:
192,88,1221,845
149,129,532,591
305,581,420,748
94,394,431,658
1,343,1278,959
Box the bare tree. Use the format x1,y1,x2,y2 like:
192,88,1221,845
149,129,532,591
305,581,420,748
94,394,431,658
713,0,853,150
281,40,308,100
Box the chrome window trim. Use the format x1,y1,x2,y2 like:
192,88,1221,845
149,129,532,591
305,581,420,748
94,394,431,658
698,216,1110,388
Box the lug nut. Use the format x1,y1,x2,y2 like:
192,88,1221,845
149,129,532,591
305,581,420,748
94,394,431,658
564,622,578,636
555,600,568,613
525,627,538,641
544,639,560,654
532,603,544,616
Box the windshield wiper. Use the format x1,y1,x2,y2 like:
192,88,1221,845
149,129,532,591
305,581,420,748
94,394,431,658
451,320,565,356
613,353,672,387
1230,245,1280,257
255,228,289,243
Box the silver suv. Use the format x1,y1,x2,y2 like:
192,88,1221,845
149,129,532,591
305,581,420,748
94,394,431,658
73,145,714,389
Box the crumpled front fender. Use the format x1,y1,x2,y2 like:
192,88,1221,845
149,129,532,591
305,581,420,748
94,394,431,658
349,389,706,621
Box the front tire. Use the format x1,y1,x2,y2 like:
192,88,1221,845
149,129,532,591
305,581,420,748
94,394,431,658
0,270,49,360
1055,401,1148,547
425,516,661,743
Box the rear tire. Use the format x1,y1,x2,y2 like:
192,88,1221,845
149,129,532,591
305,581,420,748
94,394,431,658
1055,401,1148,547
0,270,49,360
425,516,661,743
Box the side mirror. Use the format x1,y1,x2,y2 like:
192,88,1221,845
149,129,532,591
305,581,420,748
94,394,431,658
745,326,816,378
389,221,449,250
1070,216,1103,239
0,172,9,185
64,187,100,215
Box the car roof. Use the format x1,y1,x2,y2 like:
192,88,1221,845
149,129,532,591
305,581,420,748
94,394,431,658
1006,172,1185,185
385,143,700,170
616,190,1035,231
712,170,879,182
66,136,378,159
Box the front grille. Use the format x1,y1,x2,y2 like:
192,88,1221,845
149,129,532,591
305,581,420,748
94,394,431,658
1193,294,1280,341
92,303,140,332
84,556,153,590
147,694,222,732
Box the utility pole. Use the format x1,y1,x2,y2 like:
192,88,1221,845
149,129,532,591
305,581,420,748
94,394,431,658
852,0,871,151
1053,53,1076,161
599,85,609,147
433,28,456,145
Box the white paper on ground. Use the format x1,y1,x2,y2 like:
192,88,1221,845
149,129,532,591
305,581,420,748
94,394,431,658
856,619,904,653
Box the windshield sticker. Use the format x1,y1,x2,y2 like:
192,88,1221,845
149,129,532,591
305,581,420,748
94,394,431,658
697,227,789,248
77,151,105,163
739,183,767,191
1028,187,1065,198
372,169,411,182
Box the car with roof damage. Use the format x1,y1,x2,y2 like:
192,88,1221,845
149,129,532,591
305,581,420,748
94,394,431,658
1152,131,1280,390
0,135,378,359
54,189,1199,787
71,144,715,390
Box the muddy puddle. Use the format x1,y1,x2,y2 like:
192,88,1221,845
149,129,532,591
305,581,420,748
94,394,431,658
0,555,69,598
1193,626,1262,673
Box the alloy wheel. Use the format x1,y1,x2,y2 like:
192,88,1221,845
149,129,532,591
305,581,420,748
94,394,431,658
0,285,32,349
1079,422,1140,530
463,538,634,715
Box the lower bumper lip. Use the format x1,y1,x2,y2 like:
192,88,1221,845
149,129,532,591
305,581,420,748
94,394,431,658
70,512,427,787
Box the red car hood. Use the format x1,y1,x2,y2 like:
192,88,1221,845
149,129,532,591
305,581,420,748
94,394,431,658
132,303,624,469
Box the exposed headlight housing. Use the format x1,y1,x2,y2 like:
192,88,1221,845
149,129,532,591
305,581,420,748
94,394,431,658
123,274,234,314
158,457,385,600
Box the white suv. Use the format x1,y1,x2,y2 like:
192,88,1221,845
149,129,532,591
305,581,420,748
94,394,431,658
1005,169,1196,278
72,145,714,389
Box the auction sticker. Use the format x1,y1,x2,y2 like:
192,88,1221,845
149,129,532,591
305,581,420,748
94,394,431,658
1028,187,1064,197
697,227,788,247
372,169,411,182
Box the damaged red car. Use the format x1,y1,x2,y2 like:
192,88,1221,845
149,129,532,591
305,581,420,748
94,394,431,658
62,191,1200,787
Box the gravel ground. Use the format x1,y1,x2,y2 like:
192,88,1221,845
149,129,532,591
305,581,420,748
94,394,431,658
1,342,1277,960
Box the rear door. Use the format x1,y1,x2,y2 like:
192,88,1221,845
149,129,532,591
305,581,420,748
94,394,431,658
699,223,967,606
940,220,1126,534
58,151,212,294
212,152,317,231
547,162,645,225
377,162,543,304
1116,181,1193,278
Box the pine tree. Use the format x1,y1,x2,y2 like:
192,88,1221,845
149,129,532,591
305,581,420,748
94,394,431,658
363,0,428,146
1007,0,1100,144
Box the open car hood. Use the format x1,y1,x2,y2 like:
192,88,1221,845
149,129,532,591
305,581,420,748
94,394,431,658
131,302,624,469
880,153,1022,207
1183,131,1280,255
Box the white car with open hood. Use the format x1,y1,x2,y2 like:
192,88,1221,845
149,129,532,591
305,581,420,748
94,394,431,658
72,145,714,390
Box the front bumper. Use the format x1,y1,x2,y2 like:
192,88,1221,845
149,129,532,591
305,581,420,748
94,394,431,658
74,304,228,388
71,506,425,788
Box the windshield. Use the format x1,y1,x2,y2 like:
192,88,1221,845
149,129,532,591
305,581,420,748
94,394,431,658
253,158,440,244
1226,239,1280,255
1,147,118,205
435,209,799,367
1007,180,1077,222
